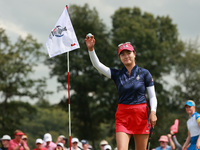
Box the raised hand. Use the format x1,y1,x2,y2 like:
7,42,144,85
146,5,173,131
85,33,95,51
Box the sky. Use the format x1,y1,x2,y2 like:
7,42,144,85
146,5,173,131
0,0,200,104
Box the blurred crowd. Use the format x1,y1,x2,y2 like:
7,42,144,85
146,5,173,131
0,129,180,150
0,130,113,150
0,128,185,150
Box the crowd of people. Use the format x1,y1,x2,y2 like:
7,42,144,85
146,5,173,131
0,130,112,150
0,130,179,150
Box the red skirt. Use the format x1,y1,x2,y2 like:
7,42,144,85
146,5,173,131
115,103,150,135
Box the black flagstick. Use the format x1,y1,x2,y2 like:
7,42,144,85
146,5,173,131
147,126,153,150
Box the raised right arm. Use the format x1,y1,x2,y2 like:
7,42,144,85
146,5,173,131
88,50,111,78
85,34,111,78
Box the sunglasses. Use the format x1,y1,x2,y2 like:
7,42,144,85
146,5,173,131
118,42,131,47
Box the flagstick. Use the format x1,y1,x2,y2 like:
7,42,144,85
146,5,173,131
46,5,79,148
67,52,71,150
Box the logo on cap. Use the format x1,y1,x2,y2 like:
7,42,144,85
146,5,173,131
118,42,135,54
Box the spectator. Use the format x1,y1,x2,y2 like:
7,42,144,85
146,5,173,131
100,140,108,150
182,100,200,150
0,135,11,150
43,133,56,150
88,145,93,150
55,136,67,150
104,145,112,150
169,129,182,150
33,139,47,150
81,140,89,150
8,130,29,150
154,135,175,150
22,135,28,144
68,138,81,150
56,143,64,150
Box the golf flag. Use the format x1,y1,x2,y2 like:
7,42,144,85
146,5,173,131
46,6,80,58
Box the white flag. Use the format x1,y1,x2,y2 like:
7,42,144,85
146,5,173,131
46,6,80,58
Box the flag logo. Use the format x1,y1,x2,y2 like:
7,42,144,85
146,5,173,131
49,25,67,39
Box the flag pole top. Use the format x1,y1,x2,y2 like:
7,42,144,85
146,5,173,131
66,5,68,12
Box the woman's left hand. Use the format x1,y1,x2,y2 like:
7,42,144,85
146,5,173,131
149,111,157,128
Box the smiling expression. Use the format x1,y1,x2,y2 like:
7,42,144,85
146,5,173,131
119,50,136,66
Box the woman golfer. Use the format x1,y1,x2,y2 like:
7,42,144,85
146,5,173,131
85,34,157,150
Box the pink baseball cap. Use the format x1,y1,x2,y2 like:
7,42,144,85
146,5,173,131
14,130,25,136
118,42,135,54
158,135,168,142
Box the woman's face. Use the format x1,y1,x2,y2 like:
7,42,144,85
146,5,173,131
119,50,135,66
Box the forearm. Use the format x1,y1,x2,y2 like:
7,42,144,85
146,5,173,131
172,135,182,150
88,50,111,78
196,134,200,148
23,146,29,150
197,122,200,148
183,136,190,148
169,138,176,150
147,86,157,112
197,135,200,143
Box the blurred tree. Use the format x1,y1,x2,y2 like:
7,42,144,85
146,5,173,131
170,39,200,106
0,101,36,137
0,28,51,135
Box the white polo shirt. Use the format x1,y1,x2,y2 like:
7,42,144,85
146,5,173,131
187,112,200,137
